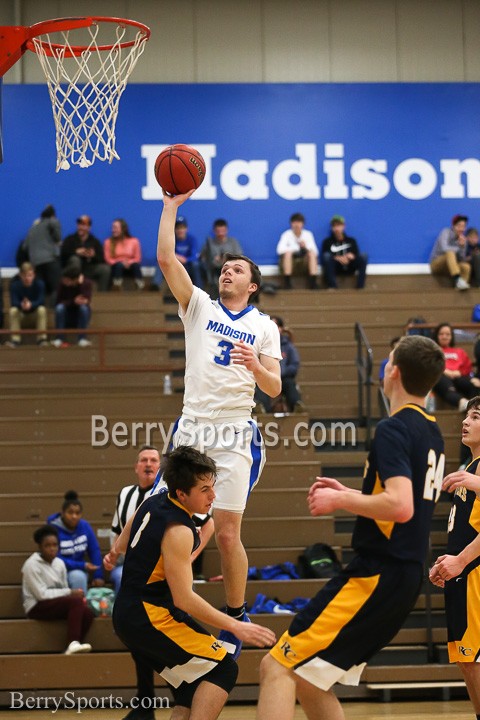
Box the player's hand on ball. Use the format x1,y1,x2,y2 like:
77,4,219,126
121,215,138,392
233,620,276,648
162,189,195,206
230,340,260,372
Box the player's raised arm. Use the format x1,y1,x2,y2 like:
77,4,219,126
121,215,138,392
157,190,195,313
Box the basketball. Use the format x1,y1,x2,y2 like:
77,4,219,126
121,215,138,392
154,144,206,195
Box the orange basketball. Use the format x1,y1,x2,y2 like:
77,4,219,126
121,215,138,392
154,144,206,195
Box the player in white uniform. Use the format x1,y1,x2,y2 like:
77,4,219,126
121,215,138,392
155,189,282,658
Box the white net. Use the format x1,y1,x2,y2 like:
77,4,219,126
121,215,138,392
31,20,149,172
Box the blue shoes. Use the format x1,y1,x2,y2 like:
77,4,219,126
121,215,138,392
219,609,250,661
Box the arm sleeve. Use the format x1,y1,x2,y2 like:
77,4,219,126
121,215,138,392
259,319,283,360
131,238,142,264
104,239,113,264
349,237,360,255
276,231,289,255
23,564,71,601
85,523,104,579
187,235,199,262
434,228,452,255
375,419,412,485
9,281,21,309
49,218,62,245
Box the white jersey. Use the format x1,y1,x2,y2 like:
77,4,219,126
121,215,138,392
276,228,318,256
179,287,282,420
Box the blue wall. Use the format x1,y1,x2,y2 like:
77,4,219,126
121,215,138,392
1,83,480,268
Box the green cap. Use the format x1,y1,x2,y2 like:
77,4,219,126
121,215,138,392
330,215,345,226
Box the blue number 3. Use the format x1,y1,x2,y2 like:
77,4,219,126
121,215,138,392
214,340,234,366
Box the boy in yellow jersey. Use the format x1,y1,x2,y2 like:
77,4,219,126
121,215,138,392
430,396,480,720
112,446,275,720
257,335,445,720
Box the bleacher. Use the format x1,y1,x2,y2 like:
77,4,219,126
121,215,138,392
0,273,475,704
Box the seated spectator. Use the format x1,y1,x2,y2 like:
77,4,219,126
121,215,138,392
22,524,94,655
6,262,48,347
321,215,368,290
0,276,3,331
466,227,480,288
151,215,203,291
430,214,470,290
61,215,110,292
432,323,480,410
276,212,318,290
201,218,242,290
255,316,305,413
104,219,144,290
53,266,92,348
24,204,62,303
47,491,104,595
378,336,401,384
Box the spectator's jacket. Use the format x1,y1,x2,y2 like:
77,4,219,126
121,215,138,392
321,233,360,258
280,333,300,379
442,347,472,376
201,236,242,269
47,513,104,580
175,233,200,263
56,277,92,306
21,553,70,614
9,276,46,311
25,217,61,266
61,232,105,268
430,227,467,263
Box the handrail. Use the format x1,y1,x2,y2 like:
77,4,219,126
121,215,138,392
354,322,374,450
0,326,185,374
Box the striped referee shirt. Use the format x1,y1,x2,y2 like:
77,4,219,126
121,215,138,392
111,484,154,537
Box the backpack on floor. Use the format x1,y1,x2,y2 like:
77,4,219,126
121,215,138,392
297,543,342,579
86,587,115,617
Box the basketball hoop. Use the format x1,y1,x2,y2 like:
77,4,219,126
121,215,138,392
0,17,150,171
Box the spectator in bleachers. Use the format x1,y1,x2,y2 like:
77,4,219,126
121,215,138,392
22,524,94,655
151,215,203,291
432,323,480,411
104,219,144,290
277,212,318,290
24,204,62,303
61,215,110,292
321,215,368,290
379,337,401,384
47,490,104,595
466,227,480,287
201,218,242,291
430,214,471,290
52,266,92,348
0,276,3,332
6,262,48,347
254,316,305,413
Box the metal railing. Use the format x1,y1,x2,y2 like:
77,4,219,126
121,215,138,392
0,326,185,374
354,322,374,450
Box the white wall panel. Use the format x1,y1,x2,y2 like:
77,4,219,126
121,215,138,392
396,0,464,81
463,0,480,81
330,0,397,81
263,0,330,82
195,0,263,82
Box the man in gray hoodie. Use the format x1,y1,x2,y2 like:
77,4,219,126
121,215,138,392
25,204,62,301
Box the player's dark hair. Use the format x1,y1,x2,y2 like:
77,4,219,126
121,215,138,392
162,446,216,498
33,524,59,546
136,444,160,461
62,490,83,512
466,396,480,414
392,335,445,397
213,218,227,228
290,212,305,224
432,322,455,347
223,253,262,301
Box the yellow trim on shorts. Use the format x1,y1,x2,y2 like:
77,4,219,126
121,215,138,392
270,574,380,669
143,602,227,662
448,566,480,663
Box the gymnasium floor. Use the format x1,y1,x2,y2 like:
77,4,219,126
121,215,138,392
0,701,473,719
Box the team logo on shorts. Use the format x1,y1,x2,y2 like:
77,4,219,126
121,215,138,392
211,641,223,652
459,645,473,656
281,641,297,659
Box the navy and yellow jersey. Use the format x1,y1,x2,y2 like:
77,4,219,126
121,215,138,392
352,404,445,564
447,457,480,573
120,490,199,603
